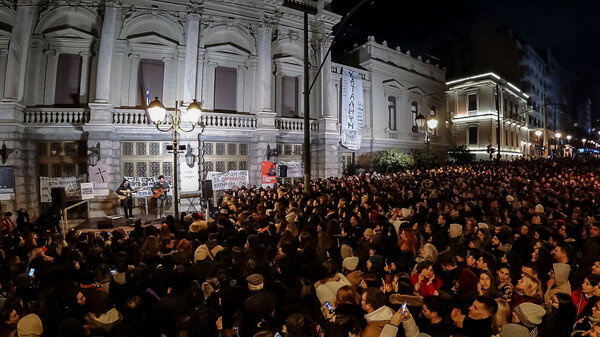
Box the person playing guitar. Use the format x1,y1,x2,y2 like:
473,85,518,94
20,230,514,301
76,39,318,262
116,178,134,219
152,175,170,219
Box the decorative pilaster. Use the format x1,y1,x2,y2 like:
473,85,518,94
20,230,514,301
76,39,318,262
43,50,58,105
79,51,92,103
184,11,200,103
321,37,333,117
257,21,273,112
3,0,36,102
94,0,118,103
127,54,140,106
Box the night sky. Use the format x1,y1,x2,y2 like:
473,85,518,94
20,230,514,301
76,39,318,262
330,0,600,122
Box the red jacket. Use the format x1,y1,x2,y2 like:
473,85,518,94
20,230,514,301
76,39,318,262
411,273,443,296
572,289,591,316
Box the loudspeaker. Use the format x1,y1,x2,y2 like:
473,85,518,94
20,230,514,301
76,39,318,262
202,180,213,197
97,220,114,229
51,187,67,209
279,165,288,178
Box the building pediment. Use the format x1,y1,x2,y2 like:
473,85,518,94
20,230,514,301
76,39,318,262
382,79,405,90
407,85,426,95
205,41,251,57
273,54,303,66
128,32,178,48
43,26,95,41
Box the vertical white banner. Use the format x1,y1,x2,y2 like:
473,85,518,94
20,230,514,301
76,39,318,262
341,68,363,150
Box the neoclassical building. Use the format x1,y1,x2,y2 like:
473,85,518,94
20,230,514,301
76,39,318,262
0,0,448,219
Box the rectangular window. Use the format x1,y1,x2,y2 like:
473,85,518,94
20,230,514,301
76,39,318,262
388,96,397,130
411,101,418,131
281,76,298,117
468,126,478,145
138,59,164,108
467,93,477,114
214,66,237,111
55,54,81,106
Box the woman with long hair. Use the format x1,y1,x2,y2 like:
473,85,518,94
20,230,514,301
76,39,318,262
511,274,544,308
572,274,600,316
478,270,499,298
397,228,418,271
492,298,511,335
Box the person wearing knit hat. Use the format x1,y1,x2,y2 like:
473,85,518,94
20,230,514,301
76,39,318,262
194,245,210,262
343,256,363,286
246,274,264,291
343,256,359,271
17,313,43,337
500,323,529,337
340,244,353,260
513,302,546,332
535,204,545,214
400,208,411,219
449,223,463,238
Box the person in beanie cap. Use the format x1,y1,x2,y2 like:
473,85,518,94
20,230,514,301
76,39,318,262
343,256,362,286
500,323,529,337
16,313,43,337
512,302,546,337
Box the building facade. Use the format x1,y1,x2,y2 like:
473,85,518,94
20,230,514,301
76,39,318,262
0,0,449,219
447,73,530,161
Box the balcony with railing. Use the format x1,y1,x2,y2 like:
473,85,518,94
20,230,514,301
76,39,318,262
275,117,319,132
23,108,90,125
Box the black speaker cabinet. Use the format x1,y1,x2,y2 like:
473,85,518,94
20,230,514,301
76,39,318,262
202,180,213,197
51,187,67,209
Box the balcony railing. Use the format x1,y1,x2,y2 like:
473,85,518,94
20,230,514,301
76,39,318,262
201,112,257,129
24,108,90,125
275,117,319,132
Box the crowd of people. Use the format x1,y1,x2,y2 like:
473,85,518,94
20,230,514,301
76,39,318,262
1,157,600,337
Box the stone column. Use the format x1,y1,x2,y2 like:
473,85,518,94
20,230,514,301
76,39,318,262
236,65,246,111
321,37,333,117
0,49,9,101
274,72,283,115
204,61,217,110
3,0,36,102
195,50,205,102
257,22,272,112
94,0,118,103
43,50,58,105
127,54,140,106
79,51,92,103
184,12,200,104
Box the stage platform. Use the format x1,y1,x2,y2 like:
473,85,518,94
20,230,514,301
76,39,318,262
69,213,165,234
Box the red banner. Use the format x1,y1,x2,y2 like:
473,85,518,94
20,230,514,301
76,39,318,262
261,161,277,187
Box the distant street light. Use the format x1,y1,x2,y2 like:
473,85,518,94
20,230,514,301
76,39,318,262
416,114,438,160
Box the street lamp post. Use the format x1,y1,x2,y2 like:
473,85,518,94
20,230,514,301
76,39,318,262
415,114,438,160
555,132,562,157
148,97,203,222
535,130,542,157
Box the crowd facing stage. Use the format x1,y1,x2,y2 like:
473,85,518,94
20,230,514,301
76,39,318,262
1,157,600,337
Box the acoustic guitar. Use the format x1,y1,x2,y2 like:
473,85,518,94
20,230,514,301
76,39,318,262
153,187,169,199
118,188,143,200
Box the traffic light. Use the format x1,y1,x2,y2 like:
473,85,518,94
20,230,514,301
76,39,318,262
542,146,546,150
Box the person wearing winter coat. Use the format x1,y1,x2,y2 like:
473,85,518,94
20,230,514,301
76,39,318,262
360,288,394,337
544,263,572,305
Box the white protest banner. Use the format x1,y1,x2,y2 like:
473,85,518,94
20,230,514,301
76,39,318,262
124,176,165,198
80,182,94,200
206,171,248,191
279,161,303,178
341,68,364,150
93,183,110,197
40,176,86,202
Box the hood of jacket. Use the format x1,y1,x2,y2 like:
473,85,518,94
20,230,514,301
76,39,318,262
365,305,394,322
553,263,570,285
